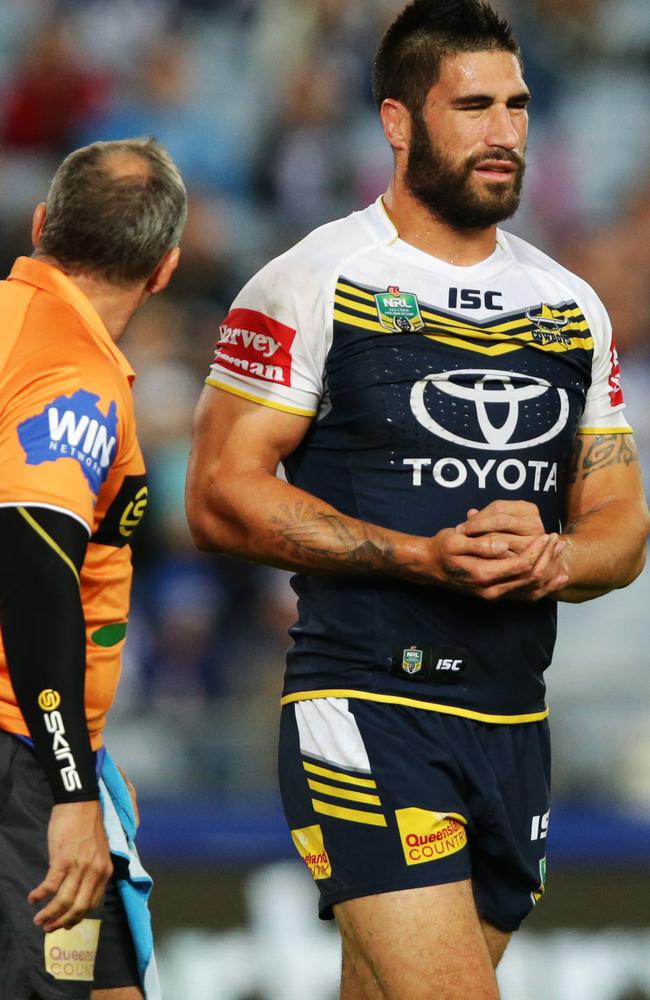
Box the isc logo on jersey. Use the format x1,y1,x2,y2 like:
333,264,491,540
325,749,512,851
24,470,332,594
18,389,117,495
405,370,569,494
214,307,297,386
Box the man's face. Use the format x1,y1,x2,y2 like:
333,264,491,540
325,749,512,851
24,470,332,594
405,50,529,230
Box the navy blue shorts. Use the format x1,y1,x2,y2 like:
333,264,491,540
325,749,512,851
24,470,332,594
0,731,140,1000
279,697,550,931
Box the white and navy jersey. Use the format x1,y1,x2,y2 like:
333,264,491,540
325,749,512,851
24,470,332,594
207,198,631,724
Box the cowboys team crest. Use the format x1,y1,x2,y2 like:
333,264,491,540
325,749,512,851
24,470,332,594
375,286,424,332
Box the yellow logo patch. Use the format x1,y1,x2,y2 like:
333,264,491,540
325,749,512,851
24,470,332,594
119,485,149,537
291,824,332,880
395,808,467,866
37,689,61,711
44,919,101,981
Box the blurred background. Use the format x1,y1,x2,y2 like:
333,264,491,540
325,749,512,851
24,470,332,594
0,0,648,995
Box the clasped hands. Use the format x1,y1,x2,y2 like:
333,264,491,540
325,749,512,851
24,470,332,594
435,499,569,601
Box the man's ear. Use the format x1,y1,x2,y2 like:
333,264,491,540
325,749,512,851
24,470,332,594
146,246,181,295
379,99,412,154
31,203,47,249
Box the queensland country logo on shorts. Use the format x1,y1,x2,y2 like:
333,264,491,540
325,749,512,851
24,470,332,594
291,824,332,880
375,286,424,333
44,919,101,981
395,808,467,867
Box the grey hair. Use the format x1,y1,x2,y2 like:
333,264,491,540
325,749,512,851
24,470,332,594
39,137,187,285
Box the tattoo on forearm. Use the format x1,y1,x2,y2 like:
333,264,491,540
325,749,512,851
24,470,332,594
270,502,398,572
568,434,638,483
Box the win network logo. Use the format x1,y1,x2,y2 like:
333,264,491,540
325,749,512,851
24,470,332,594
18,389,117,495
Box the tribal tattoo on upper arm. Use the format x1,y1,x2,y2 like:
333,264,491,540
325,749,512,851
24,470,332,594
567,434,639,484
269,501,400,573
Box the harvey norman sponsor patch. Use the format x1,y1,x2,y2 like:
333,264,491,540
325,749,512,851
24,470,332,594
291,823,332,880
214,308,296,386
44,919,101,981
395,808,467,867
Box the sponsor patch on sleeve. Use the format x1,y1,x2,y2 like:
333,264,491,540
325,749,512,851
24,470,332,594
608,335,624,407
17,389,118,495
395,807,467,866
214,308,297,386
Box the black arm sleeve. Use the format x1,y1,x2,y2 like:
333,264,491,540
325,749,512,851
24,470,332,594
0,506,99,802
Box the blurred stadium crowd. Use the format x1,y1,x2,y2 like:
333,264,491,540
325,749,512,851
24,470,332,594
0,0,648,808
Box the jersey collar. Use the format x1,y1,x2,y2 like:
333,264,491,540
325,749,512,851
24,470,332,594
8,257,136,383
369,195,513,272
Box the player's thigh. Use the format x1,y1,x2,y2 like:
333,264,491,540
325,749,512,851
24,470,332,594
480,919,512,968
335,881,499,1000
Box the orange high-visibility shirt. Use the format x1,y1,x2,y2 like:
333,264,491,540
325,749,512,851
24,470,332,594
0,257,147,747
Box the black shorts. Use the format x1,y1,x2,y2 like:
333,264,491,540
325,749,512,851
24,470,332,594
279,697,551,932
0,730,140,1000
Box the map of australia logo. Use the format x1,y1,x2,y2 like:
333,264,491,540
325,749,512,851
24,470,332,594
18,389,117,495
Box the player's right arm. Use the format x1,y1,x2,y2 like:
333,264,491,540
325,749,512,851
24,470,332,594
186,385,557,598
0,505,112,931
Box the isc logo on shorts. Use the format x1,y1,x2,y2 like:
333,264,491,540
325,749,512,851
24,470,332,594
291,824,332,880
395,808,467,866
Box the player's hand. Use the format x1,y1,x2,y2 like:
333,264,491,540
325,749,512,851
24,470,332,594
456,499,546,554
429,526,564,601
450,500,569,600
29,800,112,933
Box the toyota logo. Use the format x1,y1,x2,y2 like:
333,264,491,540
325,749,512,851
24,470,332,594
410,369,569,451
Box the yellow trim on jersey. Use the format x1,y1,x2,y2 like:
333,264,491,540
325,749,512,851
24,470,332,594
333,309,385,334
334,286,592,355
312,798,388,827
17,506,80,586
336,281,376,303
303,761,377,788
420,332,592,357
333,308,592,356
205,377,316,417
334,293,378,317
578,426,633,435
282,689,549,724
307,779,382,806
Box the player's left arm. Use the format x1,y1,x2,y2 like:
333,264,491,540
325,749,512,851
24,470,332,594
556,431,650,602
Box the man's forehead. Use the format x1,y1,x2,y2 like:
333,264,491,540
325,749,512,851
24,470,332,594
428,50,527,101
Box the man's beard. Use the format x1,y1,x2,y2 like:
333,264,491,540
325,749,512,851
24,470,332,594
405,112,525,230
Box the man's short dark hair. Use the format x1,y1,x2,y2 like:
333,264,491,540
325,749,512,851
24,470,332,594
39,138,187,286
372,0,521,116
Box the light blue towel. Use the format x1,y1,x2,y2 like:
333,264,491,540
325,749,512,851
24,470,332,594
99,751,161,1000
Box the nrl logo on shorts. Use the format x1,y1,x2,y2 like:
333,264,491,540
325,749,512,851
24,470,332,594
401,645,424,675
375,286,424,333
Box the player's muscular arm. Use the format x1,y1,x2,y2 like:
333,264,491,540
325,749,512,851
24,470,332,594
556,433,650,602
186,388,558,599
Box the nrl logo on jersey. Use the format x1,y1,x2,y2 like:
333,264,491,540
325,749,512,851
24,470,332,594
526,303,571,345
375,286,424,333
401,645,424,674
